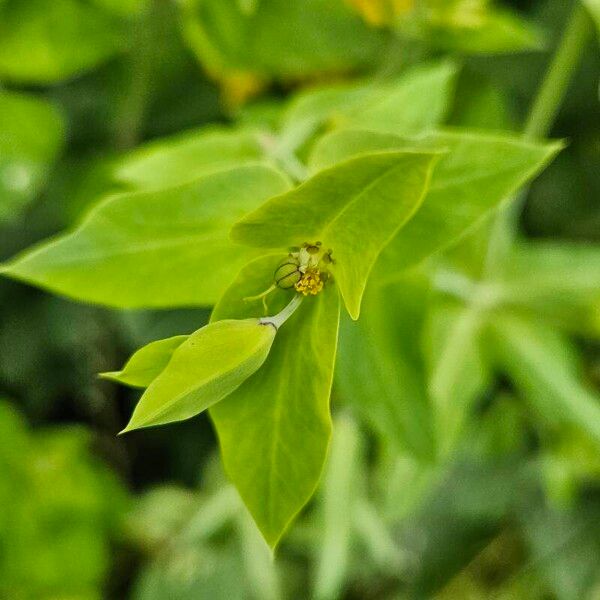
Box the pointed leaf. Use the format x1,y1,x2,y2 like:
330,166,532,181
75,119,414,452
279,60,457,150
122,319,276,432
334,61,458,136
309,129,563,280
232,151,439,318
100,335,188,388
2,165,291,308
210,255,340,547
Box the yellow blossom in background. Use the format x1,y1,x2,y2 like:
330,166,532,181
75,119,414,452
347,0,415,27
219,71,267,110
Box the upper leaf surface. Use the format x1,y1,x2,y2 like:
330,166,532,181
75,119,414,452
2,165,291,308
100,335,189,388
309,129,563,281
210,255,340,548
121,318,276,432
232,151,439,318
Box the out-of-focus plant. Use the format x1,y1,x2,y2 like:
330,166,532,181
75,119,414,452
0,0,599,597
0,400,129,599
2,54,561,547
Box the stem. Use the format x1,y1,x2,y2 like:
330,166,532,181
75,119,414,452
260,294,303,330
484,3,592,275
524,4,593,140
112,0,158,150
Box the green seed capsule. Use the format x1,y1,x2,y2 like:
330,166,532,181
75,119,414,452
274,260,301,289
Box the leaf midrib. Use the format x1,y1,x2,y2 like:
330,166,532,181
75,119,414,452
314,155,424,244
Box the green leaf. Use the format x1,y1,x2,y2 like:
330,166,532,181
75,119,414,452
209,256,340,548
308,129,563,281
424,301,489,457
0,91,65,223
100,335,188,388
0,0,124,84
121,319,276,432
2,165,291,308
232,150,439,318
583,0,600,36
278,60,457,150
313,414,363,600
332,61,459,137
90,0,146,17
335,275,434,459
500,242,600,336
114,126,266,191
420,9,544,54
181,0,385,79
488,313,600,447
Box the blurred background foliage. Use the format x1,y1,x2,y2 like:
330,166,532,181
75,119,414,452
0,0,599,598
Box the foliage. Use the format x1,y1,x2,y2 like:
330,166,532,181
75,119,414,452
0,0,599,597
0,401,128,599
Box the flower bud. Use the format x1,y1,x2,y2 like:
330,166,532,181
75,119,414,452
274,259,302,289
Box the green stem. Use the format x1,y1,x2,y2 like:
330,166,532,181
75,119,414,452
112,0,159,150
524,4,593,140
260,294,303,329
484,3,592,275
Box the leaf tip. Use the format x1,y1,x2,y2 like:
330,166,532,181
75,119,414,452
98,371,120,382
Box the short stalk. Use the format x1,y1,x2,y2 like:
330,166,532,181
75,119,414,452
260,294,304,330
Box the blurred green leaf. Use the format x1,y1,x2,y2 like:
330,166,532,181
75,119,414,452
519,497,600,600
335,276,434,458
333,61,459,137
0,91,65,223
0,401,128,599
210,255,340,548
2,165,290,307
279,61,457,150
424,301,489,457
121,318,276,432
181,0,385,79
91,0,146,17
114,126,267,191
582,0,600,35
232,150,439,318
488,314,600,447
0,0,124,83
499,242,600,336
419,8,544,54
313,414,362,600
